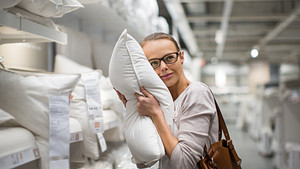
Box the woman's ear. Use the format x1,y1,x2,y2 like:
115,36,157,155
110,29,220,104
180,50,185,65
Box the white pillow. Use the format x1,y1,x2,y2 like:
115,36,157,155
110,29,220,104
35,117,83,169
17,0,83,18
0,108,14,125
69,70,102,160
0,68,80,138
109,29,174,167
54,54,93,74
55,54,124,116
0,127,36,158
0,0,21,9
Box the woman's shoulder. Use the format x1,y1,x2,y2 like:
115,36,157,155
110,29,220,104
187,81,211,94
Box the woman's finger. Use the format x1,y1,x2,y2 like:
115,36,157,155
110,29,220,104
140,86,151,98
134,93,142,100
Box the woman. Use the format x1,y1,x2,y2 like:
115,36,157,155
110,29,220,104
116,33,219,169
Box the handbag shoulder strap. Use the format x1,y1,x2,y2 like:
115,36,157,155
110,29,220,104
214,99,230,141
213,96,242,165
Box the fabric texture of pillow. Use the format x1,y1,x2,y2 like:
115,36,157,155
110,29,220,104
0,68,80,138
17,0,83,18
54,54,93,74
0,127,36,158
109,29,174,167
0,108,14,125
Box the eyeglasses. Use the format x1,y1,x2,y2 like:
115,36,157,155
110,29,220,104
148,51,180,69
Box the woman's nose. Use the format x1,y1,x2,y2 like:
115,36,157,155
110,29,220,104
159,60,168,71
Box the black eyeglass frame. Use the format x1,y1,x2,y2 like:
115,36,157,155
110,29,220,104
148,51,181,69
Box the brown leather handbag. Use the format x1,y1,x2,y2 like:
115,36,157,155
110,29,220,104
198,98,242,169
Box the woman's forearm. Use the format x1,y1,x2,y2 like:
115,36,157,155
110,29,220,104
151,111,178,158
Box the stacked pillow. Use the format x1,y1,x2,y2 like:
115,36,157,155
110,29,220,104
0,68,80,138
109,29,174,167
17,0,83,18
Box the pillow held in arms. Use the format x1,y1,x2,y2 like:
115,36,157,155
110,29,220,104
109,29,174,167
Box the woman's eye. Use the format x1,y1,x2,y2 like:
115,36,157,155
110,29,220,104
166,55,175,61
150,61,158,67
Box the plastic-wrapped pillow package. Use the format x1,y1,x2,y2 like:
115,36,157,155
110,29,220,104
17,0,83,18
103,109,125,142
0,127,36,158
69,70,103,160
0,68,80,138
54,54,93,74
109,29,174,167
35,117,83,169
100,76,124,116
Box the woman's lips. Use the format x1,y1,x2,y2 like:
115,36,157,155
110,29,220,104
160,73,173,80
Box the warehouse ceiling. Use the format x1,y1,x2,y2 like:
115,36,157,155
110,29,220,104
160,0,300,65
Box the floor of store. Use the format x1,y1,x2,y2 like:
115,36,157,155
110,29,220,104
228,124,275,169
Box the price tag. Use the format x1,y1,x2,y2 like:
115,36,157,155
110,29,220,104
49,95,70,169
97,133,107,152
83,72,104,133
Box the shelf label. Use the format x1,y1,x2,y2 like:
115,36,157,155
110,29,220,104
70,131,83,143
0,147,40,169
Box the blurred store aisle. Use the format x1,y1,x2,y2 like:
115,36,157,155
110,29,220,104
228,124,274,169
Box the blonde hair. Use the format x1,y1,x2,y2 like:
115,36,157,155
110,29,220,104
140,32,180,51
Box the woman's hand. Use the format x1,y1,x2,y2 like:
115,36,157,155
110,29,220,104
113,88,127,107
134,87,163,118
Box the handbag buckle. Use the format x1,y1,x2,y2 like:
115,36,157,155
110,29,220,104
209,158,218,169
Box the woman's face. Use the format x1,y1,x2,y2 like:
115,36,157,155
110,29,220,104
142,39,184,88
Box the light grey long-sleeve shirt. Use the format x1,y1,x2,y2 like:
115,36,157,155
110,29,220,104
160,81,219,169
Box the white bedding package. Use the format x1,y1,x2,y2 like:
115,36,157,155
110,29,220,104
0,68,80,139
35,117,83,169
0,127,36,158
17,0,83,18
69,70,103,160
109,29,174,167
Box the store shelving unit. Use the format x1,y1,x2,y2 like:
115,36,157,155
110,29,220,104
0,146,40,169
68,3,145,42
0,10,67,44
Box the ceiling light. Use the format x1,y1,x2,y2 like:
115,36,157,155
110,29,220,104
215,30,223,44
251,48,259,58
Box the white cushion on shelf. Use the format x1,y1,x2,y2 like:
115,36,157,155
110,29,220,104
54,54,93,74
17,0,83,18
69,70,102,160
0,127,36,158
0,68,80,138
102,109,124,143
35,117,84,169
100,76,125,116
109,29,174,166
55,54,124,116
